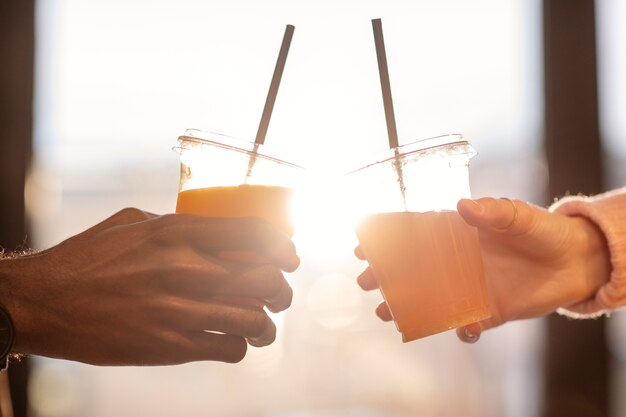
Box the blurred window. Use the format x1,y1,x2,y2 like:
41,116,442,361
597,1,626,415
597,0,626,189
30,1,544,416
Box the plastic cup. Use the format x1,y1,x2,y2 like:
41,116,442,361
174,129,304,305
349,134,491,342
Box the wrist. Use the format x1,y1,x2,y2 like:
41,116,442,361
0,256,18,318
0,253,36,356
551,192,626,318
0,257,20,366
574,216,612,300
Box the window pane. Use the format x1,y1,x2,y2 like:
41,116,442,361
597,1,626,415
597,0,626,189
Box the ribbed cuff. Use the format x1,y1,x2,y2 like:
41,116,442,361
549,188,626,319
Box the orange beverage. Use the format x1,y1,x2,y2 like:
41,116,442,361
176,184,294,237
356,210,490,342
176,184,294,308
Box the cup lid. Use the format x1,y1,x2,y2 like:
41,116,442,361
174,128,305,170
348,134,475,174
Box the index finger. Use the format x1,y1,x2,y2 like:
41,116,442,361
169,215,300,272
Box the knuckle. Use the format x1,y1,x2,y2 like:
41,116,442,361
479,197,498,208
149,214,187,244
156,213,180,228
514,200,540,235
514,199,529,215
247,311,273,339
118,207,150,222
256,267,285,298
241,216,274,239
152,296,186,323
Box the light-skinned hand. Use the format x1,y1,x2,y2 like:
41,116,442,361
355,198,611,343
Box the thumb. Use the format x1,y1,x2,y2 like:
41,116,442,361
457,197,532,235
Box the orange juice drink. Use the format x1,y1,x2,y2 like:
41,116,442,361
356,210,490,342
348,134,490,341
176,185,293,308
176,184,294,237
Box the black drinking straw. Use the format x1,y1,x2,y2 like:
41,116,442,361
372,18,399,150
371,18,407,209
246,24,295,180
255,24,295,146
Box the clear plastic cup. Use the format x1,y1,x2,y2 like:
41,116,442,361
174,129,303,237
174,129,304,307
349,134,491,342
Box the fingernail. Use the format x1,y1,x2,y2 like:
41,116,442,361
463,327,480,343
467,199,484,214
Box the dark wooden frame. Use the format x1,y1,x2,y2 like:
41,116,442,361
0,1,34,416
543,0,608,416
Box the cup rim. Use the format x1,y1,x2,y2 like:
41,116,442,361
347,133,474,175
173,128,305,170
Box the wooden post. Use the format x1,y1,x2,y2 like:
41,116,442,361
0,0,34,416
543,0,608,416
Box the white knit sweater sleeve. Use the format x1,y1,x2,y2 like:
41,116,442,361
549,187,626,318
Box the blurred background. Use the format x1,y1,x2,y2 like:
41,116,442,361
1,0,625,416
